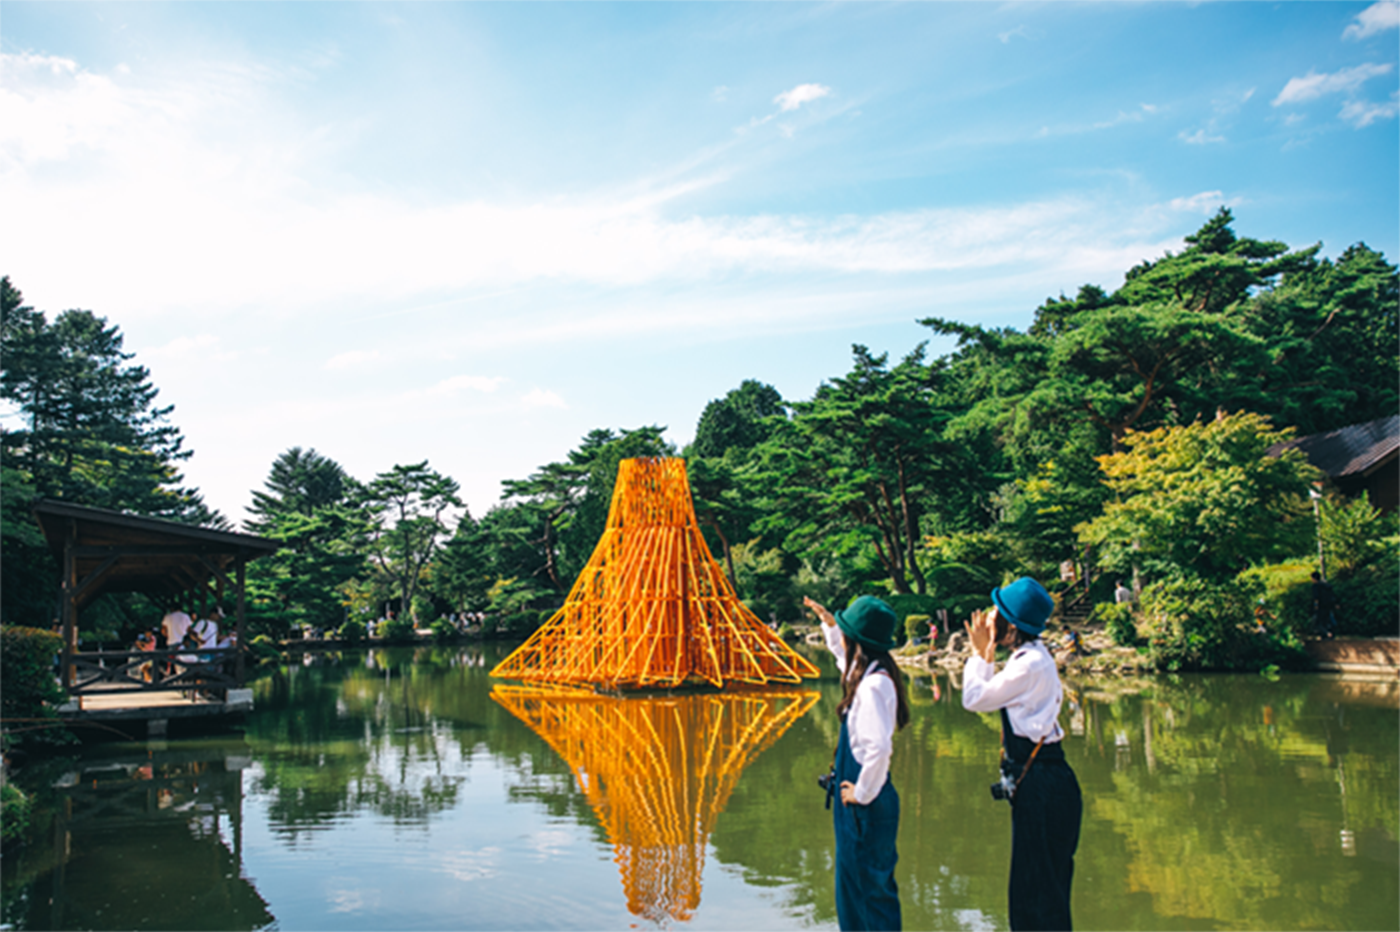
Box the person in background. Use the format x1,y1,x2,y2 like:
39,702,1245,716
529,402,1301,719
161,608,192,651
804,595,910,932
962,577,1082,931
1113,580,1133,604
134,629,158,682
1310,571,1337,639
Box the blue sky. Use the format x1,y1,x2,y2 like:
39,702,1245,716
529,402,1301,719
2,1,1397,525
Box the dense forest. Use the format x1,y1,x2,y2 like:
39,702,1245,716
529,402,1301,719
3,210,1397,670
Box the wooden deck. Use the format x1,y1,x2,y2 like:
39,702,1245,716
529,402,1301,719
57,685,254,739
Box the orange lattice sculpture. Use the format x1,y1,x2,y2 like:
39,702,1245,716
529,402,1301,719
490,457,819,688
491,684,819,923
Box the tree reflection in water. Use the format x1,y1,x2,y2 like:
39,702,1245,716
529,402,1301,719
492,684,819,923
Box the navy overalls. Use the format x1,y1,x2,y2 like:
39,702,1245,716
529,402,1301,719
1002,708,1082,931
831,670,902,932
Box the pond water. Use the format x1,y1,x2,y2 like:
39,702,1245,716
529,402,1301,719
3,643,1396,931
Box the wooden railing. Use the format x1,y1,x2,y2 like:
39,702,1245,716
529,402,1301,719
65,648,241,696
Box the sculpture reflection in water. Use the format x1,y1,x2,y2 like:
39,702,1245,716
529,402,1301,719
492,684,819,923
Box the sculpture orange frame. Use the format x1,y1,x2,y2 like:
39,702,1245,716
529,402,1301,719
490,457,820,688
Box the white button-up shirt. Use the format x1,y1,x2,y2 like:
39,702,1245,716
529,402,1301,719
961,639,1065,743
824,623,897,805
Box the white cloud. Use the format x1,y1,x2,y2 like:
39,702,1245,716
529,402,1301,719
1168,191,1236,214
1178,128,1225,145
143,333,219,358
773,83,830,112
998,25,1029,44
712,85,730,103
1272,63,1394,105
521,388,566,409
429,375,506,394
1343,1,1400,39
325,350,381,371
1340,93,1400,127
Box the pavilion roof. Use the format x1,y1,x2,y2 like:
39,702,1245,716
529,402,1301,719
31,499,278,607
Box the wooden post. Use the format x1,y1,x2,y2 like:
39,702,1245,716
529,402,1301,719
235,556,246,685
62,520,77,690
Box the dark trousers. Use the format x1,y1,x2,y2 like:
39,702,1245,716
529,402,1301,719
833,717,902,931
1009,760,1082,931
834,780,901,931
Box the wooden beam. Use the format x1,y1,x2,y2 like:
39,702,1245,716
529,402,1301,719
73,555,120,601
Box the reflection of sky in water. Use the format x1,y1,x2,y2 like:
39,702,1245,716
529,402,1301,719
240,750,813,931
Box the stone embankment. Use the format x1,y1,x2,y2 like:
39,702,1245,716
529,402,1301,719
1306,637,1400,675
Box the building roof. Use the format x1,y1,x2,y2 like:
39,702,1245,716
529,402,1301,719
1271,415,1400,479
31,499,278,607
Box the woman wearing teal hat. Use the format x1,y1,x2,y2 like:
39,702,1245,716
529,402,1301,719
962,577,1082,931
805,595,911,931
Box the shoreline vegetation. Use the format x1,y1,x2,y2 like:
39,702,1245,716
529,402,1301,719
3,210,1397,767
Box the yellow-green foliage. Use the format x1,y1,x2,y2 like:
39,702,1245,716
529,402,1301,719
1078,412,1320,581
1237,560,1314,637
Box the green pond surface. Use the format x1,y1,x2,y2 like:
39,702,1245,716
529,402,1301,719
2,643,1396,931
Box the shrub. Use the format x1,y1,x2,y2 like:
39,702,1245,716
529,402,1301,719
1333,562,1400,637
1,782,31,847
904,614,932,643
429,617,458,642
1141,575,1268,671
1237,561,1314,640
380,616,417,643
0,626,64,721
1094,602,1140,647
338,618,366,643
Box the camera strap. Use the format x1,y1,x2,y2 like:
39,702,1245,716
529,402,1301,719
999,719,1046,793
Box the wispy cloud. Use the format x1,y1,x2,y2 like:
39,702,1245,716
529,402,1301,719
1343,1,1400,40
143,333,220,358
429,375,506,394
1340,92,1400,127
997,25,1030,44
1178,128,1225,145
1272,63,1394,105
774,83,830,112
521,388,566,409
1168,191,1240,214
325,350,381,371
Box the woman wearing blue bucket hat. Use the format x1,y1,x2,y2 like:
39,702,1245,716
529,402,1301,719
804,594,910,931
962,577,1082,931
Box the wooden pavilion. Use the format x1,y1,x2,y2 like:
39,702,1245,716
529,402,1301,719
30,499,279,735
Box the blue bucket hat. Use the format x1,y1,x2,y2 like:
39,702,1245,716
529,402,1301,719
991,577,1054,637
835,595,898,652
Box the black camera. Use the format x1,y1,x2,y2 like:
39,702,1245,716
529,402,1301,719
990,759,1018,802
818,770,836,809
989,773,1016,801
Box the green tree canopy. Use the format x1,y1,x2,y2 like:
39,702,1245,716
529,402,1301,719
1077,411,1320,581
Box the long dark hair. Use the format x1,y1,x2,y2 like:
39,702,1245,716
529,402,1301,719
836,635,911,730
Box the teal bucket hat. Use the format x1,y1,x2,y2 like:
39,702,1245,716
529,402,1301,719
835,595,898,652
991,577,1054,637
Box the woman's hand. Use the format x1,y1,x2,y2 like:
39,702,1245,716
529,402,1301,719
965,608,998,663
804,596,836,627
839,780,859,806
